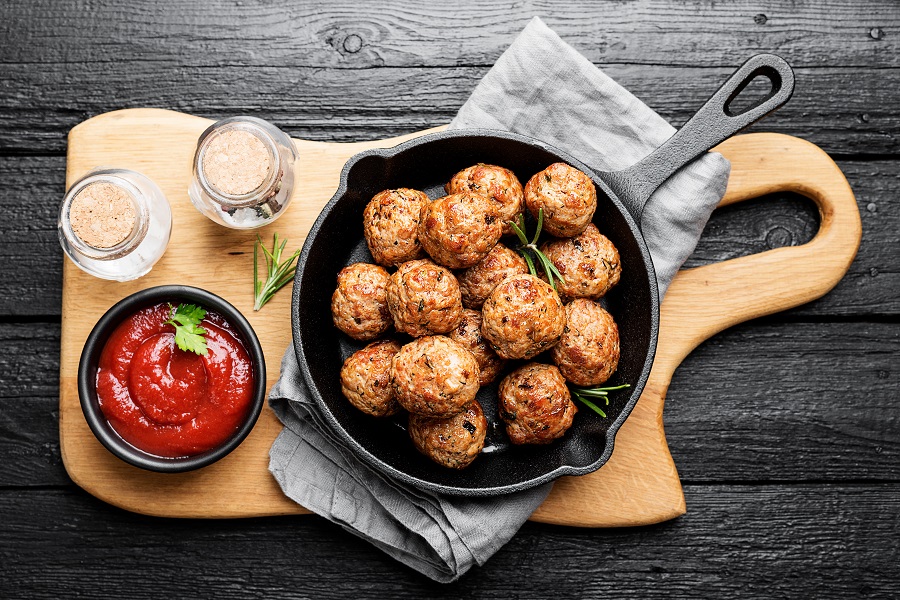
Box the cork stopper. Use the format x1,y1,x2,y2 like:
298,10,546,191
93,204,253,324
69,182,137,248
202,129,271,196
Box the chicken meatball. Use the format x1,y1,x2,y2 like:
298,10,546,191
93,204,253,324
390,336,480,418
446,163,524,235
481,274,566,360
363,188,429,266
540,223,622,301
418,192,503,269
386,259,464,337
551,299,620,387
524,163,597,237
457,243,529,309
448,310,505,385
498,363,577,445
331,263,392,341
340,340,403,417
409,401,487,469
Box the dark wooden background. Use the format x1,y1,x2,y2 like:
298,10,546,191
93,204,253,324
1,1,898,597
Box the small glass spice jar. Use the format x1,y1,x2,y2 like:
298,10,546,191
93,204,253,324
58,168,172,282
188,116,297,229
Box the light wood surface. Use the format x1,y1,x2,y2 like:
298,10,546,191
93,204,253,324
59,109,860,527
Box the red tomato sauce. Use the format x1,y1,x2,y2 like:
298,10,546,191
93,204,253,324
96,303,255,458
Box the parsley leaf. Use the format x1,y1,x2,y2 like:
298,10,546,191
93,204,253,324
164,303,209,356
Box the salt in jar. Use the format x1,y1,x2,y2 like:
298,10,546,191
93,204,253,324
58,168,173,281
189,116,297,229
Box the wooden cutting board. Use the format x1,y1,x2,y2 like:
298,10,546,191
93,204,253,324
59,109,860,527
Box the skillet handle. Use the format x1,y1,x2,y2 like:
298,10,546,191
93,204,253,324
604,54,795,222
649,132,861,379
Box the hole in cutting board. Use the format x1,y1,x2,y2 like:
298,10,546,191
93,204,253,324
684,192,820,269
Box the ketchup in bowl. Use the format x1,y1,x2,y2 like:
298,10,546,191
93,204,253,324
95,302,255,458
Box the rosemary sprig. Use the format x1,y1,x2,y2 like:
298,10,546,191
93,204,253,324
569,384,631,418
254,233,301,311
508,209,566,291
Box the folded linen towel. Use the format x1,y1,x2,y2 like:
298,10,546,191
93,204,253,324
269,16,730,583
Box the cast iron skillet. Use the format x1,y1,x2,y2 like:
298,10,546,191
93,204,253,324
292,54,794,496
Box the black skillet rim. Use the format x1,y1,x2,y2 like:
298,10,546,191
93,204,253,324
78,285,267,473
292,128,660,496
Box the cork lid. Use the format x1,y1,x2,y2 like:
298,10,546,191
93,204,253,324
69,182,137,249
202,129,272,196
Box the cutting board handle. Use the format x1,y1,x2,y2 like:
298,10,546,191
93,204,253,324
653,132,862,377
535,132,862,527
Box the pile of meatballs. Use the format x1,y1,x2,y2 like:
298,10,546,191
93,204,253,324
331,162,623,470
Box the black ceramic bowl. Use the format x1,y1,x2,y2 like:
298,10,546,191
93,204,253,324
78,285,266,472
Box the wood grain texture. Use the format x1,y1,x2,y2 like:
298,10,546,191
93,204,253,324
3,156,897,318
1,64,895,155
56,110,860,527
1,485,898,598
668,321,900,482
3,0,897,69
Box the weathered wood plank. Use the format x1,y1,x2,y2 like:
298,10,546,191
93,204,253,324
0,64,897,155
1,321,896,487
667,321,900,482
1,0,897,69
0,484,897,597
0,324,65,487
0,156,894,317
0,157,65,317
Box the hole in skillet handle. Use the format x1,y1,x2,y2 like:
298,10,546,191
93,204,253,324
724,67,780,117
599,53,795,224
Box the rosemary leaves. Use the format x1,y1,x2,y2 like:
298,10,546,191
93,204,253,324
508,208,566,290
569,384,631,418
253,233,301,311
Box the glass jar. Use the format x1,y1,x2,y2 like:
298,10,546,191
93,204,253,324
188,116,297,229
58,168,172,282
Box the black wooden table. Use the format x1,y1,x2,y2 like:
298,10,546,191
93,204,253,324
1,2,898,597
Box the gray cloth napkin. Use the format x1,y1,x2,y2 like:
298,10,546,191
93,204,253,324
269,16,730,583
454,16,730,295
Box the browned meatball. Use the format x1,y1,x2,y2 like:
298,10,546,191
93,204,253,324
418,192,502,269
524,163,597,237
457,243,529,309
331,263,392,341
340,340,403,417
363,188,429,266
481,274,566,360
540,223,622,301
386,259,464,337
446,163,524,235
551,299,620,387
498,363,577,445
448,310,505,385
409,401,487,469
390,336,480,418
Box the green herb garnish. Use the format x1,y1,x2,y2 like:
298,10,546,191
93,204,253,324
570,384,631,418
165,303,208,356
509,209,566,291
254,232,301,311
